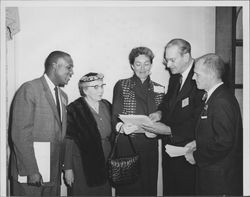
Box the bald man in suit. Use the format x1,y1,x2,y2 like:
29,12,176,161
10,51,74,196
185,53,243,195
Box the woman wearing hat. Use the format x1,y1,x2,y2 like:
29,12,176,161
64,73,112,195
112,47,165,195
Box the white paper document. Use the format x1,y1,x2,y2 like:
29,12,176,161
165,144,189,157
18,142,50,183
119,114,153,126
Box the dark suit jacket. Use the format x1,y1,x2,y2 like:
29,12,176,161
193,84,243,195
10,76,68,186
159,64,204,145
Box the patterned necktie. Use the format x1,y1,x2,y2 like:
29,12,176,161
202,92,208,102
54,86,61,119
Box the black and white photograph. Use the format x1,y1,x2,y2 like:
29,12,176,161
0,0,249,196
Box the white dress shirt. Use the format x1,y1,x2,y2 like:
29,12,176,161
44,74,62,120
180,59,194,90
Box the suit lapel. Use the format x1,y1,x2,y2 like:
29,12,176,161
177,64,195,100
40,76,62,126
195,84,224,135
206,84,224,105
147,80,158,114
170,64,195,109
168,76,181,108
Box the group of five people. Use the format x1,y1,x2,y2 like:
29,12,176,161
9,38,243,196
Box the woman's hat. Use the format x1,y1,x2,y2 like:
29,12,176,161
79,73,104,82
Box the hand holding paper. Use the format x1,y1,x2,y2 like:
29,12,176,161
122,123,139,135
28,173,43,187
119,114,153,126
185,140,196,151
149,111,162,122
184,140,196,165
185,148,196,165
165,144,189,157
119,115,155,137
141,122,171,135
18,142,50,183
65,169,74,187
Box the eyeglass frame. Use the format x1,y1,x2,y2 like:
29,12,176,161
85,83,106,90
162,50,188,66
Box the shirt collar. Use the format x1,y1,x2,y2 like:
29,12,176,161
132,74,150,84
206,82,224,102
44,74,56,93
180,59,193,88
44,74,62,121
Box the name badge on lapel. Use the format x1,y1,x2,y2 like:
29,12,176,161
153,85,165,94
182,97,189,108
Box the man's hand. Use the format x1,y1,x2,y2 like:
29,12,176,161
149,111,162,122
122,123,139,135
185,140,196,151
28,173,43,187
65,169,74,187
141,122,171,135
185,148,196,165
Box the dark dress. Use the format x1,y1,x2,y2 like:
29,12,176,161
64,98,112,196
112,75,164,196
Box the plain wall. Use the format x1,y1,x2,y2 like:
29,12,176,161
9,5,216,196
14,6,215,103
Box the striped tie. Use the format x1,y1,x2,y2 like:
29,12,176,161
202,92,208,102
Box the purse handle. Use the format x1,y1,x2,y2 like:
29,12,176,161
110,125,137,159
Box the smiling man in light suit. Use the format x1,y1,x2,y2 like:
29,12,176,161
10,51,74,196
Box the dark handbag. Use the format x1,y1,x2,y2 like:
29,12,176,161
107,128,140,187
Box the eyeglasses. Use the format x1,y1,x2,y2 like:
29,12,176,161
163,57,177,65
86,84,106,89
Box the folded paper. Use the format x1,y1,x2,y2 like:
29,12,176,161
165,144,189,157
18,142,50,183
119,114,153,126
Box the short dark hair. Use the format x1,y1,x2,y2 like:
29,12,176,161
128,47,154,65
44,50,71,73
164,38,191,58
197,53,225,79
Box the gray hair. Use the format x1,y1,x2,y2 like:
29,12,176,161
164,38,191,58
196,53,225,79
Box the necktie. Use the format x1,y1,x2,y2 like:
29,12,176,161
202,92,208,102
175,74,183,94
54,86,61,119
178,74,183,92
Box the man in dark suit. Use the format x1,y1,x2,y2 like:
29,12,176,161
185,53,243,195
142,39,204,195
10,51,74,196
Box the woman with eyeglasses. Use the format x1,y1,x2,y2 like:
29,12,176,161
64,72,112,196
112,47,165,195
